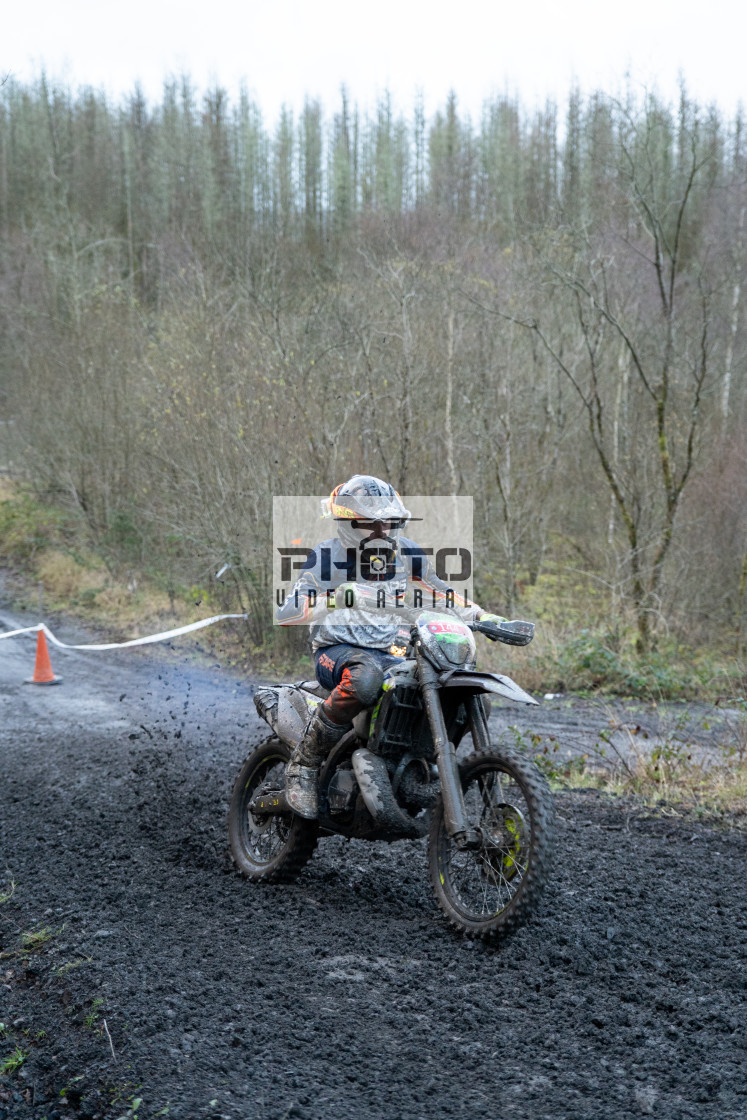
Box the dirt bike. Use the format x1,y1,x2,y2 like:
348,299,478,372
228,611,555,941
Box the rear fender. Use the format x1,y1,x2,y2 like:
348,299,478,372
254,684,323,746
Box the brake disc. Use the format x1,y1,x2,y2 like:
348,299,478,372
479,803,527,884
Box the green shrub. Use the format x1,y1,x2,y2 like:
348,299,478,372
0,490,63,563
537,629,717,699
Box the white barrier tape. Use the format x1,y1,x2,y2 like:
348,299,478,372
0,613,248,651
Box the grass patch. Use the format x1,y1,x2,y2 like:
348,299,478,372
1,924,63,961
53,956,92,977
511,699,747,825
0,1044,27,1075
109,1082,144,1115
84,997,104,1029
0,479,212,641
561,761,747,827
20,926,58,953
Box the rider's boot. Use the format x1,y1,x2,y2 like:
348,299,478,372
285,706,350,819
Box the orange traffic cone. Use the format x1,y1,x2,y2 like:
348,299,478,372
24,629,62,686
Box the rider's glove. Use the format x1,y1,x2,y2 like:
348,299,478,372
478,612,509,627
476,612,508,639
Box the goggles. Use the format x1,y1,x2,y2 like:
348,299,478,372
348,518,407,533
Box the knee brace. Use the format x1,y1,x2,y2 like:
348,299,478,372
322,652,385,724
345,652,386,707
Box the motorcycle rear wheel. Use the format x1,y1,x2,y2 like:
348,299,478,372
428,746,554,941
228,737,318,882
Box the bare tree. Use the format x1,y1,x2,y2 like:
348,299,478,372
512,98,717,650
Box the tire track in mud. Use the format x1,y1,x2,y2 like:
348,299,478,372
1,611,745,1119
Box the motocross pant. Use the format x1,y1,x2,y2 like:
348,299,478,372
314,644,403,726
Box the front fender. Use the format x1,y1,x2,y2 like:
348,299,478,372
438,670,538,706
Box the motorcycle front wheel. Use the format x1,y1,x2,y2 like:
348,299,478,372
428,746,555,941
228,737,318,882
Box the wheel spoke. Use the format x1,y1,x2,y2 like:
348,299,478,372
242,758,290,864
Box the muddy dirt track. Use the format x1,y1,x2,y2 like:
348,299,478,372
1,607,745,1120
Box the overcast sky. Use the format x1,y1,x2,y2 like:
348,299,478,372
4,0,745,123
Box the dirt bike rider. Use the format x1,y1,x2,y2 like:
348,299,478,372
276,474,507,818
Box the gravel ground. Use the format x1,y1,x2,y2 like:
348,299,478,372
0,607,745,1120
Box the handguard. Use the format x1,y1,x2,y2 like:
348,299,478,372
474,616,535,646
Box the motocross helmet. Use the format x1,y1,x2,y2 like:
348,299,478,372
325,475,410,553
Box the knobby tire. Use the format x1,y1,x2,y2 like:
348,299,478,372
428,746,555,941
228,737,318,882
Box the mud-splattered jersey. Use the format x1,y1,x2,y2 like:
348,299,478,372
276,536,481,651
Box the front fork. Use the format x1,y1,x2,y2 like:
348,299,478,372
417,652,483,850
